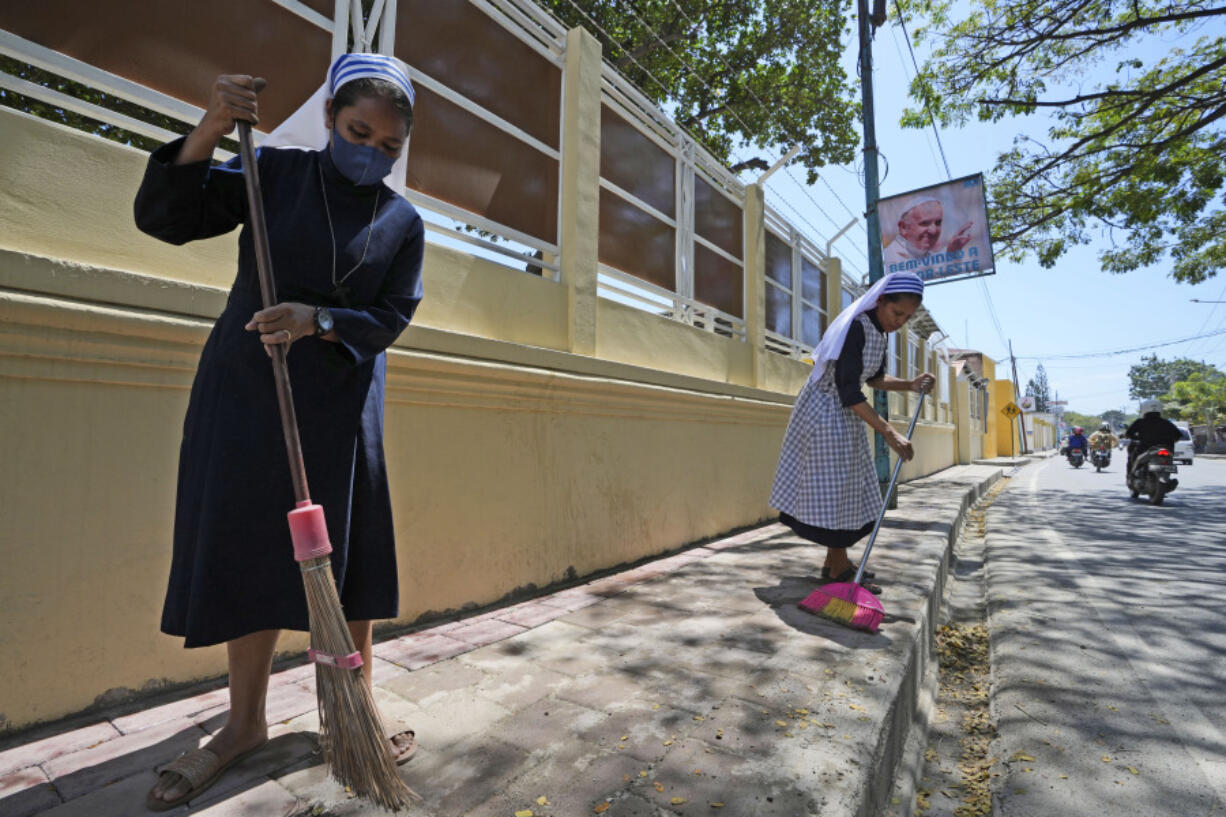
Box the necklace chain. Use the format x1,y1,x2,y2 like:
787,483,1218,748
318,163,380,290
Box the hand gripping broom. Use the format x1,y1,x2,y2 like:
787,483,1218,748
798,384,931,633
236,82,415,810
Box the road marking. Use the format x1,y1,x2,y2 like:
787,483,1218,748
1013,462,1226,805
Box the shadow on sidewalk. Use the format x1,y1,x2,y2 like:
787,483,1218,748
1,725,321,816
753,576,899,648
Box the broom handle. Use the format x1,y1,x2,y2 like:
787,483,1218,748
854,384,930,585
236,83,311,505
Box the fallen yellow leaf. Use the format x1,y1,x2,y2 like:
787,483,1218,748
775,720,788,727
784,732,795,738
693,715,706,721
671,797,687,805
621,735,629,741
849,704,865,711
693,769,702,775
515,811,534,817
710,803,725,809
640,771,648,778
651,704,661,710
594,803,610,814
795,708,809,714
654,782,665,792
663,739,674,746
1102,755,1112,763
537,796,549,805
1011,753,1036,762
1129,767,1139,775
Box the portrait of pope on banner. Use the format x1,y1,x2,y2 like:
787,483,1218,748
878,174,995,284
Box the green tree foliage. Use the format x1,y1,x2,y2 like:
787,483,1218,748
898,0,1226,283
1100,408,1128,427
539,0,860,179
1023,362,1052,411
1161,371,1226,431
1063,410,1102,430
1127,354,1223,399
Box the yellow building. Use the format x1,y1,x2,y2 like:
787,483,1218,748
1,7,1008,730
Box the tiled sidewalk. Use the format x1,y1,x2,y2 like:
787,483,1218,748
0,464,1004,817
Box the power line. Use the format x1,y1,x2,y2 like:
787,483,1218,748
893,0,951,177
1014,327,1226,360
891,0,1010,356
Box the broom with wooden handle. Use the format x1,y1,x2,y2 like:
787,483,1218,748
236,79,415,810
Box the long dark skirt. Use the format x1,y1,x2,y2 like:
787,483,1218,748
779,512,874,549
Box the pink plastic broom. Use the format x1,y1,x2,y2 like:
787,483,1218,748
798,385,930,633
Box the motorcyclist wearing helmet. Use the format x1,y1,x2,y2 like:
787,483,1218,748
1065,426,1089,461
1123,400,1180,477
1089,422,1119,453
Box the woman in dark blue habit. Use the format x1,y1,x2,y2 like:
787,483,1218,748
135,54,422,809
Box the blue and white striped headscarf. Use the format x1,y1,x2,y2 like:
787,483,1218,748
328,53,415,107
262,52,416,196
809,271,924,377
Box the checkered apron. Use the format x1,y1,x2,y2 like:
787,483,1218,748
769,312,888,530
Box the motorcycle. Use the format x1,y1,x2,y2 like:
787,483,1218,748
1068,447,1085,468
1091,444,1112,472
1127,445,1179,505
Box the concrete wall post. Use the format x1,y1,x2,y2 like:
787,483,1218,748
559,26,602,356
743,184,767,387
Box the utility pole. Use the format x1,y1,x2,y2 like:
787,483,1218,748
857,0,893,503
1009,340,1029,454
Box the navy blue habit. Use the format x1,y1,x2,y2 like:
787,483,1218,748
134,137,424,647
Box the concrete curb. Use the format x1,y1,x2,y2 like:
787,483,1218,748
863,464,1006,817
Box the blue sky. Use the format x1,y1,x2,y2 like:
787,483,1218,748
753,13,1226,417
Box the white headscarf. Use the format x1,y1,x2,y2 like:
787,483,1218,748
261,52,415,196
808,271,924,380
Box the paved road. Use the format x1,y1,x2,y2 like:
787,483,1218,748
985,455,1226,817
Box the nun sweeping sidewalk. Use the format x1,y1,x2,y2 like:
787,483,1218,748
770,272,935,590
134,54,423,809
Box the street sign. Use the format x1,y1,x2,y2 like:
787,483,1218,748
1049,400,1068,406
1001,402,1022,419
1019,395,1036,411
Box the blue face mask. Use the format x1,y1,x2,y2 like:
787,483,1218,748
329,126,397,186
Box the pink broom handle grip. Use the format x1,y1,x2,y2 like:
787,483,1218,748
855,383,931,585
235,80,311,506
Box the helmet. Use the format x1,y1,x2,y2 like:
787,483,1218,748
1140,398,1162,415
1100,423,1111,432
1073,426,1083,434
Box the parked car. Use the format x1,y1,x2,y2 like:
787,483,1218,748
1175,424,1194,465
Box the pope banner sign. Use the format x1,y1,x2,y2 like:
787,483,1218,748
878,173,996,285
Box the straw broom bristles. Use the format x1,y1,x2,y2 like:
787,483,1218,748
301,558,417,810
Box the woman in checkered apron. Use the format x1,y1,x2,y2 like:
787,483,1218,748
770,272,935,589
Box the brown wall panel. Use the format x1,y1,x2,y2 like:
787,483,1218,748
765,231,792,286
765,283,791,336
800,255,825,304
600,104,675,216
694,176,742,260
599,188,675,291
0,0,330,131
694,244,742,319
406,86,557,244
397,0,560,150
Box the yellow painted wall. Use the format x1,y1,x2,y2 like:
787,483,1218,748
0,99,975,730
0,272,796,728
